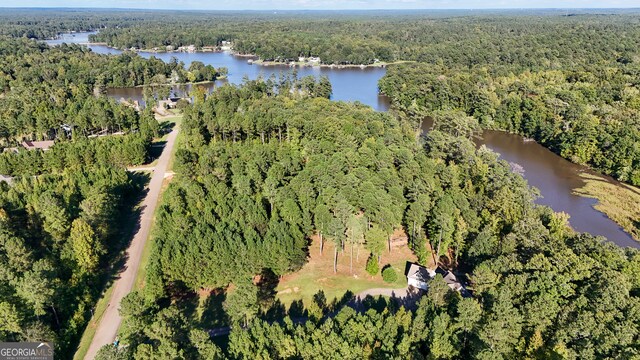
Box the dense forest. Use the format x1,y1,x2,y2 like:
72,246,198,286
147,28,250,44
49,11,640,184
0,37,223,144
5,9,640,69
0,132,155,177
379,63,640,185
96,82,640,359
0,164,142,355
0,9,149,39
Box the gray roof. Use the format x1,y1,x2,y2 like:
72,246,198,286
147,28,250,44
407,263,432,283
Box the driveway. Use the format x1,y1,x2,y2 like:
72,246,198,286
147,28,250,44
84,127,179,360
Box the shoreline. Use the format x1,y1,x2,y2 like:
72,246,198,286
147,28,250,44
483,127,640,243
573,172,640,242
250,59,404,69
107,80,219,89
81,42,411,69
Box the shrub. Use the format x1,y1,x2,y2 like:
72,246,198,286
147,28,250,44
382,266,397,283
365,255,379,276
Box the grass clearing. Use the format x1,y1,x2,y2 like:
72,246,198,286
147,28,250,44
573,172,640,241
276,234,419,308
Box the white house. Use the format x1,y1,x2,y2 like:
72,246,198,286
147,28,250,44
406,263,470,296
406,263,435,291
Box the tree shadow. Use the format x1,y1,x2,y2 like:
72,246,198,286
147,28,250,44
200,289,229,328
347,287,425,314
158,120,177,135
256,268,279,309
147,140,167,164
165,281,199,320
288,300,307,319
262,299,287,322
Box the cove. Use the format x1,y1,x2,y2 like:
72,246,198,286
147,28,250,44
46,33,638,248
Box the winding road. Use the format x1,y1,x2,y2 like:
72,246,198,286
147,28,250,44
84,127,179,360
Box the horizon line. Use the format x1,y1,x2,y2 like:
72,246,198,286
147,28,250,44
2,7,640,11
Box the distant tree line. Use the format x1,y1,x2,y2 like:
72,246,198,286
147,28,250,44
0,9,150,39
86,13,640,67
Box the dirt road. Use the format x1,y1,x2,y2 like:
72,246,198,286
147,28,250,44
84,127,179,360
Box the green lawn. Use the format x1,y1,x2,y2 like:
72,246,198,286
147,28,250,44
276,240,416,308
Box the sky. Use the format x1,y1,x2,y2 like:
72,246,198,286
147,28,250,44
1,0,639,10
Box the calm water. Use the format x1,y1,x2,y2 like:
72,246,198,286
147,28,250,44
480,131,637,248
46,33,638,248
47,33,389,111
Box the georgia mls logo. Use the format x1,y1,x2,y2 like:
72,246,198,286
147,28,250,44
0,342,54,360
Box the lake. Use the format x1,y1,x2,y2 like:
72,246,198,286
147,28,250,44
46,33,638,248
47,32,390,111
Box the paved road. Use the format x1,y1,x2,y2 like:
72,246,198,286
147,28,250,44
84,127,179,360
353,287,411,299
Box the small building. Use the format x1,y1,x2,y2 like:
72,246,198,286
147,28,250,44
0,174,13,185
220,41,232,51
158,99,176,109
436,267,465,292
21,140,54,151
159,97,190,109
